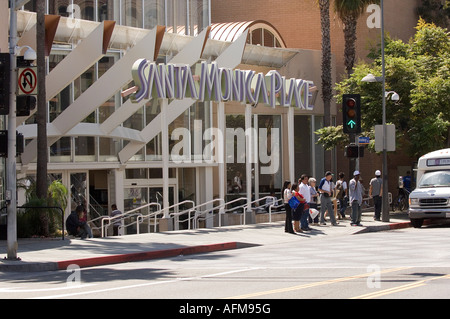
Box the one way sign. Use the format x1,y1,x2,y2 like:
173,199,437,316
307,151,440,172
17,67,38,95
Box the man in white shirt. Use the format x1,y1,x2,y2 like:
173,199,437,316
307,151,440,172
318,171,338,226
299,174,312,231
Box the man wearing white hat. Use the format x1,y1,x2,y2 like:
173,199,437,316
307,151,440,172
349,170,364,226
369,170,383,221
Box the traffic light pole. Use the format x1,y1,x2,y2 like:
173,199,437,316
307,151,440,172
380,0,389,222
6,0,18,260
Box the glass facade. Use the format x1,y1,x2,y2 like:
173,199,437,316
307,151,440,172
23,0,210,35
20,1,211,164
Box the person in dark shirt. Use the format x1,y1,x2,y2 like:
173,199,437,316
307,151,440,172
403,171,412,192
66,205,92,239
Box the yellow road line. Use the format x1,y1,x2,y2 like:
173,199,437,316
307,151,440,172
351,273,450,299
225,267,411,299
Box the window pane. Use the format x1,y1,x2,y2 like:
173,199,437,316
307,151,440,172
122,0,143,28
144,0,166,29
50,137,71,163
257,115,282,195
75,136,95,162
189,0,210,36
98,0,119,22
226,115,246,196
167,0,187,34
294,115,312,178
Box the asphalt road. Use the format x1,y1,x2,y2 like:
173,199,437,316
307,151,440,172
1,224,450,301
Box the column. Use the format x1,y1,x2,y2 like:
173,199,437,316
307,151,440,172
288,107,295,183
161,99,170,216
245,104,254,224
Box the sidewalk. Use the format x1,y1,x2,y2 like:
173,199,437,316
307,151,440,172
0,211,412,272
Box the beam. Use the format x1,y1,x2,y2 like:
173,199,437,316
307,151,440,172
17,20,115,125
100,26,211,136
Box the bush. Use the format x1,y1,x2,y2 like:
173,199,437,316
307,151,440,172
17,179,68,238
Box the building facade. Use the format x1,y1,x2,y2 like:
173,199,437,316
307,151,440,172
213,0,422,191
1,0,335,233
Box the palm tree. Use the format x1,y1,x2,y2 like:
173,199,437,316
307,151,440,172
334,0,379,77
318,0,333,128
36,1,49,235
317,0,333,169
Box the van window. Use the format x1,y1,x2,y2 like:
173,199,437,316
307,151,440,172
419,170,450,188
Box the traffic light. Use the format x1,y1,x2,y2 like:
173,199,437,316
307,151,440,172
16,95,37,116
342,94,361,134
0,53,11,115
345,144,365,158
0,130,25,157
0,130,6,157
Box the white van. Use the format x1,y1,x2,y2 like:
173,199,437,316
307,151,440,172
409,148,450,228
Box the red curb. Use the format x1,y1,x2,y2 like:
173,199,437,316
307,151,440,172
388,222,411,230
57,242,238,270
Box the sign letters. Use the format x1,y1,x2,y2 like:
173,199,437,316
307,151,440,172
130,59,315,110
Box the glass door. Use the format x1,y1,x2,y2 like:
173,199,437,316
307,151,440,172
70,172,87,209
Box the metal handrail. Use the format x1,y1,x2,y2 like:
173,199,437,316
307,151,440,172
268,200,285,223
177,198,225,230
117,213,144,235
127,200,196,233
100,202,162,237
163,200,195,230
193,196,281,228
216,196,279,226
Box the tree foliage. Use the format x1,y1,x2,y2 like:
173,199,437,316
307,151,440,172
327,19,450,158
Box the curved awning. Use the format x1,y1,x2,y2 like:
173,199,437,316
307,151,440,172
210,20,287,48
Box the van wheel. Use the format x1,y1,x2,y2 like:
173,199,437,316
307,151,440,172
410,218,424,228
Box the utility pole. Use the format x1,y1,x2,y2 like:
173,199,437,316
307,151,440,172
6,0,19,260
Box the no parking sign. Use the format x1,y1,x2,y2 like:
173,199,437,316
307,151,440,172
17,67,38,95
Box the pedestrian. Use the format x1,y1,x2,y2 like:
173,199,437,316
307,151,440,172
318,171,338,226
331,177,338,220
233,171,242,193
308,177,319,225
299,174,312,231
335,172,348,219
265,190,277,213
402,171,412,192
291,183,307,233
66,205,93,239
369,170,383,221
349,170,364,226
283,181,295,234
110,204,123,236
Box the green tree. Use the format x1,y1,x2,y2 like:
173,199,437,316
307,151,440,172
417,0,450,29
317,0,333,169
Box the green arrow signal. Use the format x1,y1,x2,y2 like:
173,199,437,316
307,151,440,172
347,120,356,128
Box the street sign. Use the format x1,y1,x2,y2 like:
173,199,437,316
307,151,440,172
375,124,396,152
358,136,370,145
17,67,37,95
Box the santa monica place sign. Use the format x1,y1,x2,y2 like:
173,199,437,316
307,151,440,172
130,59,315,109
